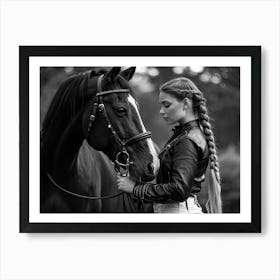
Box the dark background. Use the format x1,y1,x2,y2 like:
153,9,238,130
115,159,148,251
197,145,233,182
41,66,240,213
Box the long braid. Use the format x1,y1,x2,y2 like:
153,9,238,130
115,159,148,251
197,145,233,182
192,91,222,213
193,92,220,183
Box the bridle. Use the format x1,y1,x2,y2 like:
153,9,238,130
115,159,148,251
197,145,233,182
86,74,152,177
47,73,152,200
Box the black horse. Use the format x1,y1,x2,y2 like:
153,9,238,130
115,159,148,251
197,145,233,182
40,67,159,213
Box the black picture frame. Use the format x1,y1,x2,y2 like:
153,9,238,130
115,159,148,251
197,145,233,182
20,46,261,233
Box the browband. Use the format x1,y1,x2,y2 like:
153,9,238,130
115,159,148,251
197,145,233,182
96,89,130,97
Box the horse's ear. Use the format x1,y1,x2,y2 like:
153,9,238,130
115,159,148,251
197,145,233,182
103,67,121,82
120,67,136,81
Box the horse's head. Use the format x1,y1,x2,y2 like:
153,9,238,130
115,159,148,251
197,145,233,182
82,67,159,182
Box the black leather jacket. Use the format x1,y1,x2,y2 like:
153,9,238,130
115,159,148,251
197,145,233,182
133,120,209,203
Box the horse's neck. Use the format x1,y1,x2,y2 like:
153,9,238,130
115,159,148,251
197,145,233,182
52,113,84,179
77,141,118,195
76,141,100,188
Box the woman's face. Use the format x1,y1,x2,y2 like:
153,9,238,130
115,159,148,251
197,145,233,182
159,91,186,125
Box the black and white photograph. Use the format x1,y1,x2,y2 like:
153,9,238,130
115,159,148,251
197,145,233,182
20,46,260,233
40,66,239,214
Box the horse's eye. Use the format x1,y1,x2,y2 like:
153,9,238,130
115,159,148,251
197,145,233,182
115,107,127,115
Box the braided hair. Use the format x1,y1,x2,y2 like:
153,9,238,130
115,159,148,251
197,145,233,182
160,77,222,213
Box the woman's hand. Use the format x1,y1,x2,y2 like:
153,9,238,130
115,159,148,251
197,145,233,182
117,174,136,193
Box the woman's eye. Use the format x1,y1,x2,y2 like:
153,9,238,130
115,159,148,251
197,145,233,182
164,104,170,108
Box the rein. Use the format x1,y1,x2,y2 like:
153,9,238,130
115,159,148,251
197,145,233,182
47,73,152,200
47,173,123,200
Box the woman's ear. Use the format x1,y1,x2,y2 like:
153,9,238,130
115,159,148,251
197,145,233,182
183,97,191,110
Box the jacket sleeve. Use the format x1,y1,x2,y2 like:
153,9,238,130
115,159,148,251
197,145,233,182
133,138,199,203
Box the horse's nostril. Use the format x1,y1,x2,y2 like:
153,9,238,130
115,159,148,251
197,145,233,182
147,162,154,174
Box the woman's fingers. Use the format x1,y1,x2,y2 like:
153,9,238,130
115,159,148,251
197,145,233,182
116,175,134,193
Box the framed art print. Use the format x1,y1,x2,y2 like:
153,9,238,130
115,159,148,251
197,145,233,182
19,46,261,233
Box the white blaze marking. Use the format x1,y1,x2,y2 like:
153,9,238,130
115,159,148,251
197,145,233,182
128,94,160,174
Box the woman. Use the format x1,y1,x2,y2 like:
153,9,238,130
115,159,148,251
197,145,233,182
117,77,222,213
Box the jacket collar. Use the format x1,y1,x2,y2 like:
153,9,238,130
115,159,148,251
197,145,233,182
172,119,199,136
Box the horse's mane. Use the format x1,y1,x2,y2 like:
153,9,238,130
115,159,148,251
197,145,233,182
41,75,82,172
42,72,87,143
